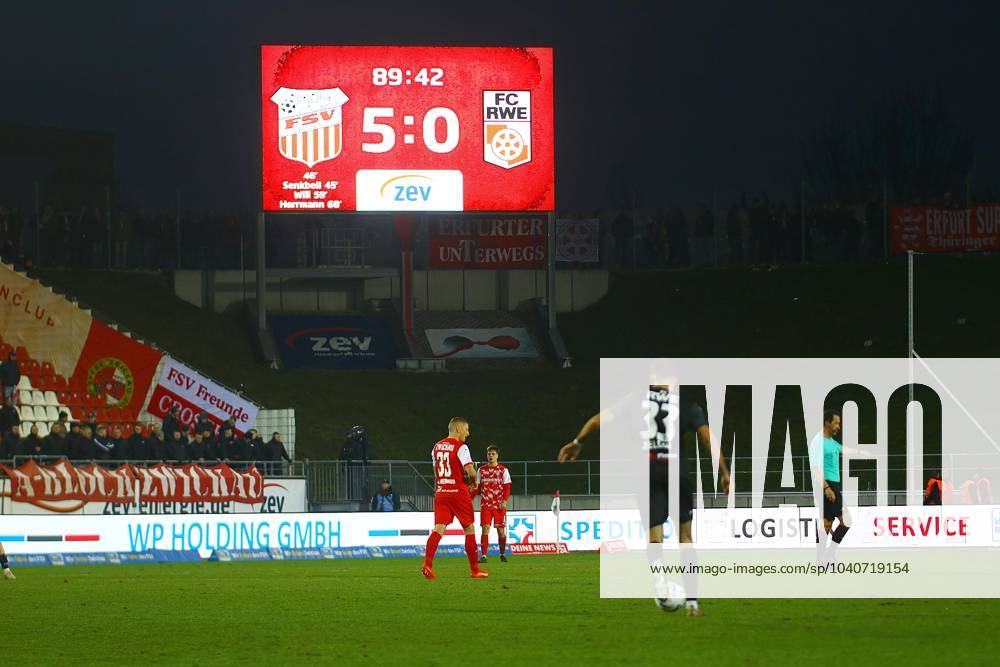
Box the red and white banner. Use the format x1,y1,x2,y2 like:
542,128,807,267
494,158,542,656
147,357,260,435
71,320,163,415
428,215,547,268
890,203,1000,253
0,459,264,506
261,46,554,213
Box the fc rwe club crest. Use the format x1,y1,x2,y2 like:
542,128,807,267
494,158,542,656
271,87,349,168
483,91,531,169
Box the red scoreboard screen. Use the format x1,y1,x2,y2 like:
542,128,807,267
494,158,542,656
261,46,554,213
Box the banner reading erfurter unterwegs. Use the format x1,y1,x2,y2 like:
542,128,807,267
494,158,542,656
598,358,1000,599
146,357,260,435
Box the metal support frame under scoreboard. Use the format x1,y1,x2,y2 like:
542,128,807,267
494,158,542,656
254,210,561,365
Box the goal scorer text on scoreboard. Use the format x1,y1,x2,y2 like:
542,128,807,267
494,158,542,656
261,46,554,213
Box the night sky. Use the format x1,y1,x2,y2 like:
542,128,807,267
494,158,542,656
2,0,997,212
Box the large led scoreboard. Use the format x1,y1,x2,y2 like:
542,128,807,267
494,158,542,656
261,46,554,213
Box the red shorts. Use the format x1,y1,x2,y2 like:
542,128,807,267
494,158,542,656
480,507,507,528
433,492,474,527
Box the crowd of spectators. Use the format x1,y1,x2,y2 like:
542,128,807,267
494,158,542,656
0,203,251,270
2,186,997,275
0,403,292,474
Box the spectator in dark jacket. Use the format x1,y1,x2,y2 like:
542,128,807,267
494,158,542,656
216,415,237,438
167,430,188,463
266,432,292,475
125,424,148,461
162,405,183,440
0,352,20,400
194,412,214,438
187,431,210,463
150,430,168,462
0,396,20,433
67,424,91,460
108,425,126,462
214,427,237,463
22,424,44,460
370,480,401,512
92,424,116,461
43,423,67,458
1,424,21,460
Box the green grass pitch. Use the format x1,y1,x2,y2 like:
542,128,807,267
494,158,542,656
4,554,997,665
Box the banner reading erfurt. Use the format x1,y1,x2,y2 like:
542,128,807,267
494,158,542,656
890,203,1000,253
428,214,546,268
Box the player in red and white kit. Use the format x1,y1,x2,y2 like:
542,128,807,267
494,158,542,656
422,417,489,580
476,445,512,563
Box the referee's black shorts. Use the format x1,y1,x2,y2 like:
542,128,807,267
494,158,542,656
647,456,693,529
823,480,843,520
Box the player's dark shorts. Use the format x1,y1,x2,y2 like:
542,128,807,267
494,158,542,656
823,480,843,520
647,456,693,528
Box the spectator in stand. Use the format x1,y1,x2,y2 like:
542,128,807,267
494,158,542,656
194,411,214,438
693,203,715,267
216,415,237,438
726,202,743,264
646,210,668,268
150,429,168,462
0,396,20,433
66,423,83,459
611,212,633,268
75,425,96,461
56,411,70,432
749,197,768,264
666,207,689,267
92,424,116,461
111,209,132,269
215,427,237,463
265,432,292,475
108,425,126,462
83,409,98,436
238,429,262,466
44,423,67,459
1,424,21,461
162,405,183,440
370,480,401,512
1,352,20,401
167,429,188,464
23,424,44,460
187,431,209,464
79,206,104,268
125,423,148,461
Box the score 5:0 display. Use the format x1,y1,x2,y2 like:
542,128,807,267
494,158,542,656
362,107,459,154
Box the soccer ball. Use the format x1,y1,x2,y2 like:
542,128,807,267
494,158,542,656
656,581,686,612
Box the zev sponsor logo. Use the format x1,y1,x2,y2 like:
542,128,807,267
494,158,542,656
356,169,463,211
283,327,377,360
